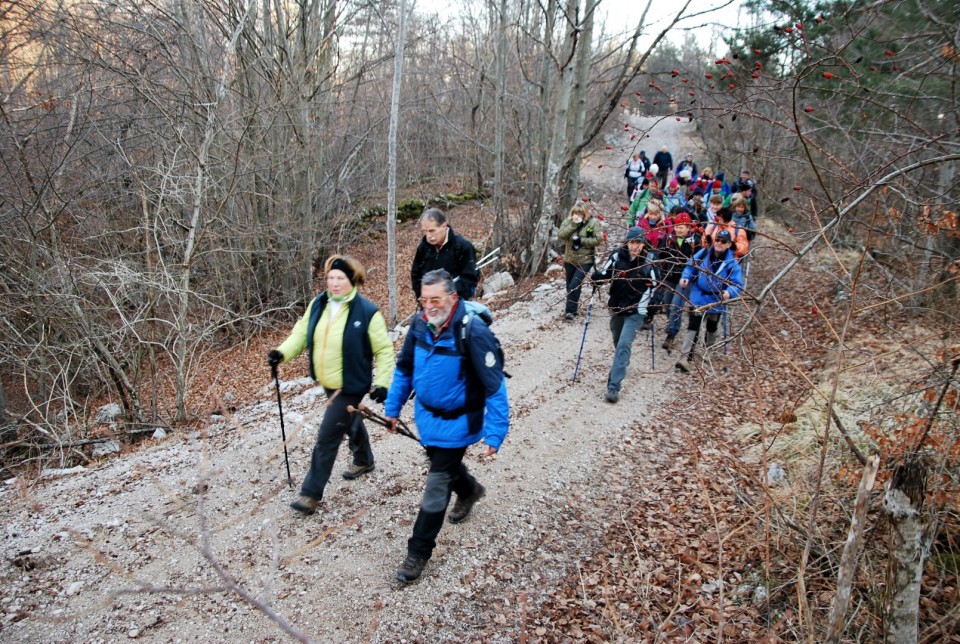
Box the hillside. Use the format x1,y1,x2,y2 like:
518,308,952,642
0,114,937,642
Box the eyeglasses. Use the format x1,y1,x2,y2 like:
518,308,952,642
418,295,450,307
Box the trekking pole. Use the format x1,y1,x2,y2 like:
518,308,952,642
476,247,502,270
651,315,656,369
349,404,421,444
723,310,729,356
270,363,293,488
572,287,597,383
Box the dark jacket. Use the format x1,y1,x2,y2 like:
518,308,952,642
592,246,659,316
652,150,673,173
411,227,479,300
658,232,701,285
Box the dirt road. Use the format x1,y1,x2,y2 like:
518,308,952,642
1,114,707,642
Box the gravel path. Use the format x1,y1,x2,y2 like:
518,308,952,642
0,113,704,642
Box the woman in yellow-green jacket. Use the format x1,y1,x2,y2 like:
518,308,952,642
267,255,395,515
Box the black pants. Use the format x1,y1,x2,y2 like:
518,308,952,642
407,446,479,559
299,389,372,500
564,262,592,316
687,312,721,333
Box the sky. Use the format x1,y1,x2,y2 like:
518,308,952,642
412,0,750,52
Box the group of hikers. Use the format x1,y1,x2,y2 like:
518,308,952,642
268,208,500,585
563,148,755,402
265,148,755,584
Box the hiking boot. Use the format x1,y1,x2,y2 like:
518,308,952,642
605,387,620,403
342,463,375,480
448,484,486,524
704,331,718,349
396,554,428,584
675,329,698,373
564,312,575,321
661,334,675,351
290,496,319,515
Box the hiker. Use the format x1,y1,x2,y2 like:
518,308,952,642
684,189,707,223
676,152,698,182
703,206,749,259
729,194,757,241
636,199,670,249
411,208,479,301
591,227,659,404
624,152,647,199
705,193,723,223
675,229,744,372
652,146,673,189
267,255,395,515
658,212,700,351
558,203,601,320
627,174,659,226
662,179,687,213
384,269,509,584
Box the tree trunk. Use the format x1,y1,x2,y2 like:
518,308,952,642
386,0,408,326
882,455,932,644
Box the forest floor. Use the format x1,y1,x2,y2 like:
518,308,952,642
1,113,947,642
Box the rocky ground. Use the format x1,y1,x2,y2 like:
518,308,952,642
0,113,923,642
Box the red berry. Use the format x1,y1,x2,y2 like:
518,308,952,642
620,205,628,211
598,164,604,168
753,49,762,54
885,49,894,56
785,26,793,34
796,22,802,29
675,116,681,121
729,83,736,89
822,71,834,79
752,72,759,79
689,91,695,96
811,305,819,314
705,73,713,79
869,66,878,71
582,197,589,201
716,59,725,65
755,62,762,69
597,215,604,221
804,106,814,112
671,69,679,77
639,99,645,104
606,145,612,149
794,185,801,190
815,15,824,22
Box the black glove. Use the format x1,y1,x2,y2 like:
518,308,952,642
591,271,606,283
369,386,388,404
267,350,284,369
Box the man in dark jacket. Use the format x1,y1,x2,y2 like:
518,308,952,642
652,146,673,189
591,227,659,403
411,209,479,301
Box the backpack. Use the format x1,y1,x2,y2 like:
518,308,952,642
456,301,510,381
415,301,508,429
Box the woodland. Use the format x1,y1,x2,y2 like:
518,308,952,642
1,0,959,641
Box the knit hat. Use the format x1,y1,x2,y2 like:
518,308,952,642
625,227,646,243
715,229,733,243
669,179,679,189
712,179,723,189
649,163,659,174
673,212,692,225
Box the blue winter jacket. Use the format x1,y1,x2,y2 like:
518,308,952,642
681,247,744,313
385,299,510,450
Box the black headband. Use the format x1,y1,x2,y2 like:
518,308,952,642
329,258,355,285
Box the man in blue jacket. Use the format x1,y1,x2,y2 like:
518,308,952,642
384,269,510,584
